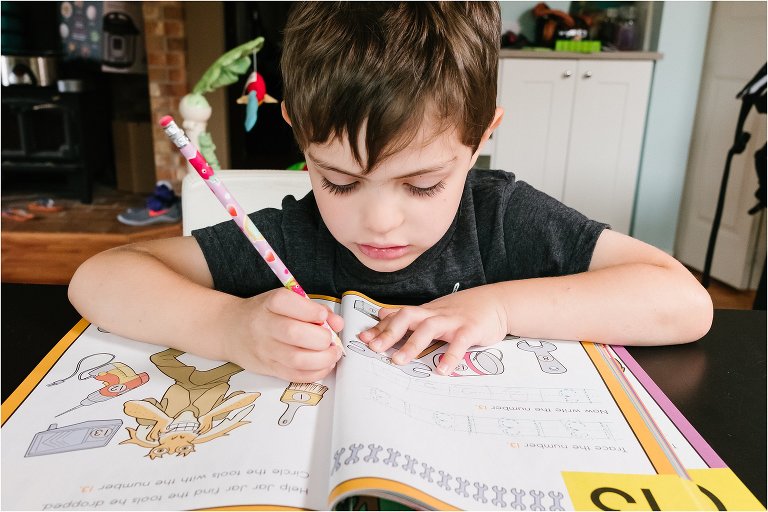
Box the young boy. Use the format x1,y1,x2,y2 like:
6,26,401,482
69,2,712,383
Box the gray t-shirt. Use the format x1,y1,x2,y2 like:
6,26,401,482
192,169,608,305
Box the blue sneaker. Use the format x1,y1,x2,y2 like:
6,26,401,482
117,181,181,226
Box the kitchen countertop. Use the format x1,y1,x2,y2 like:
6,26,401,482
500,49,663,60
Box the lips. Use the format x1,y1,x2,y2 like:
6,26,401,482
357,244,410,260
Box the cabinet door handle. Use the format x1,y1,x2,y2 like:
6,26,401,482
583,71,593,79
563,70,573,78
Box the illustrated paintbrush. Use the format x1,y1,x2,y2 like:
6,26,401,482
278,382,329,426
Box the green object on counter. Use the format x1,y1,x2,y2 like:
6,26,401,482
286,161,307,171
555,40,602,53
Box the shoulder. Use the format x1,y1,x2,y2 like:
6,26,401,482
274,190,322,235
466,168,516,193
463,168,520,221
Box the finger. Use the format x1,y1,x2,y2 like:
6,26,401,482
266,288,331,324
392,316,449,365
436,330,476,376
357,314,390,343
376,307,400,320
270,342,341,372
368,307,430,352
269,359,337,383
271,316,339,351
358,308,398,342
325,309,345,333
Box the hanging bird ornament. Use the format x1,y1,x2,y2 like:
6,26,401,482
236,53,277,132
179,37,271,169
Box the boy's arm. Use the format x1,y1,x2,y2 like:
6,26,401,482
68,236,239,362
68,237,343,380
360,229,713,375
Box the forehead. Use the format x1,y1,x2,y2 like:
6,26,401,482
311,117,464,174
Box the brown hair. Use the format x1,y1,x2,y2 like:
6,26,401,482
281,1,500,173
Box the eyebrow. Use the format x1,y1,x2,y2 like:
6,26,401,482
307,152,456,180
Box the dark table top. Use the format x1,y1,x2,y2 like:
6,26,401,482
2,283,766,506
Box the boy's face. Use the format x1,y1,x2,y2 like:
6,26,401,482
296,110,502,272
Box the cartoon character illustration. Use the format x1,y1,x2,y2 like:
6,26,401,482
119,349,259,459
284,276,305,295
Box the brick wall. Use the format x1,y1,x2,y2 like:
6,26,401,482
142,2,188,187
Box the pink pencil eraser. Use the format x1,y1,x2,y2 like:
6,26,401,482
159,115,174,127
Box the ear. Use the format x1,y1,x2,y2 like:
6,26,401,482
484,106,504,137
281,102,293,127
470,106,505,164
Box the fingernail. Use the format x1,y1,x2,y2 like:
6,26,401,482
370,340,381,351
392,351,406,365
437,364,452,376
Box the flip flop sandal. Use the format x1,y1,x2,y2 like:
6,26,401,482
27,198,64,213
2,208,36,221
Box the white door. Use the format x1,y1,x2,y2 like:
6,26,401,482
564,60,653,234
494,59,575,200
675,1,767,289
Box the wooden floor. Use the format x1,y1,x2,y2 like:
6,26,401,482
2,186,181,285
688,269,757,310
0,187,760,309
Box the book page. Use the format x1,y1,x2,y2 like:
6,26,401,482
328,292,668,510
606,346,709,469
1,297,341,511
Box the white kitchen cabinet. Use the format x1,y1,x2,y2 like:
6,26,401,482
492,58,654,234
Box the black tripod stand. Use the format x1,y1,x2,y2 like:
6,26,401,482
701,63,766,310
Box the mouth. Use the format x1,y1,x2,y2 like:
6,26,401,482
164,421,200,434
357,244,410,260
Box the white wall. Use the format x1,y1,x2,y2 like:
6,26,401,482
631,2,712,253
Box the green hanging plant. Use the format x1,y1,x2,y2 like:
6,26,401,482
184,37,265,169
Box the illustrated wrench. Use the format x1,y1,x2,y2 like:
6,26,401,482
516,340,567,374
346,340,432,378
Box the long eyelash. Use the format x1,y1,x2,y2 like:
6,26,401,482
406,180,446,198
320,177,358,196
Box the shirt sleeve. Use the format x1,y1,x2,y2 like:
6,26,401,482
191,208,286,297
503,180,609,278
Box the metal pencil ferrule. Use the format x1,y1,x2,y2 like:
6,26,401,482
162,121,190,149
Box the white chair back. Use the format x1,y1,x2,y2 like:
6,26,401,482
181,170,312,235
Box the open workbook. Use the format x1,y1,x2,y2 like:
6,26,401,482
1,291,762,511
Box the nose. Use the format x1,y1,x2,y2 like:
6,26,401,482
361,190,404,235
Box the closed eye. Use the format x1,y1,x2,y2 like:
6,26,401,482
320,177,358,196
405,181,446,198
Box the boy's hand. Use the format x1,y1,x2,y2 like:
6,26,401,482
227,288,344,382
358,286,509,376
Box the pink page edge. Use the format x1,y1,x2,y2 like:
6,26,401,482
612,345,727,468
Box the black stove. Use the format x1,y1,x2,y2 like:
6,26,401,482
1,84,110,203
